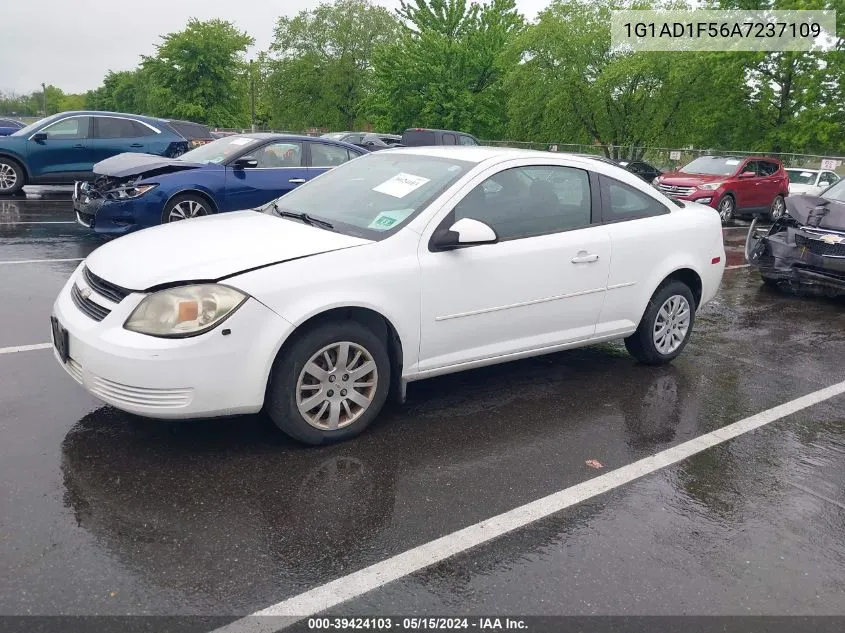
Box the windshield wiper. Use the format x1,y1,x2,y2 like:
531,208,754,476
271,203,334,230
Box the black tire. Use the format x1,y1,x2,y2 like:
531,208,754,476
266,320,391,445
625,280,696,366
161,193,214,224
768,194,786,222
0,157,25,195
717,194,735,224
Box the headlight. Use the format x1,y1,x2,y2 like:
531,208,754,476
110,184,158,199
698,182,724,191
124,284,247,337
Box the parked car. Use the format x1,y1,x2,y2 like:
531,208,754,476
785,167,840,196
618,159,662,183
0,111,213,195
400,128,479,147
72,133,367,235
0,118,25,136
746,182,845,296
52,147,724,444
322,132,401,147
654,155,790,223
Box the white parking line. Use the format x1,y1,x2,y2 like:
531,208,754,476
212,379,845,633
0,257,83,265
0,343,52,355
0,221,76,225
725,264,751,270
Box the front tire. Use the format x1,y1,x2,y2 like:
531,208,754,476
768,195,786,222
625,280,696,366
717,195,735,224
0,158,25,195
266,321,391,445
161,194,213,224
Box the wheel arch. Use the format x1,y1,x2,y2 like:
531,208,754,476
0,153,29,179
265,305,406,407
659,267,703,308
163,188,219,216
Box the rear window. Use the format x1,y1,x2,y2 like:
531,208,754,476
166,120,213,141
402,130,437,146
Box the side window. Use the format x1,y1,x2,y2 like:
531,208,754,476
452,165,591,241
628,162,647,174
130,120,157,137
95,117,141,139
599,175,669,222
741,160,759,176
442,133,457,145
758,161,778,176
458,135,477,146
310,143,352,167
253,142,303,168
42,117,89,139
821,171,839,185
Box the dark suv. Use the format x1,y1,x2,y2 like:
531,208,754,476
655,156,790,223
400,128,479,147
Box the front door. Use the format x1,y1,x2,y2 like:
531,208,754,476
223,141,309,211
732,159,760,210
417,163,611,373
26,116,92,182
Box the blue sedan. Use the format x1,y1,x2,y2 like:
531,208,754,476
73,133,368,235
0,118,26,137
0,111,212,195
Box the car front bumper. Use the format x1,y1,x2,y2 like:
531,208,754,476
73,183,166,235
52,264,295,418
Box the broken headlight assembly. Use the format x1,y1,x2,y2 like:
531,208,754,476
109,184,158,200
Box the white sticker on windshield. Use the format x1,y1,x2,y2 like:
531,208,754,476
367,209,414,230
229,138,252,146
800,172,813,177
725,159,740,165
373,173,430,198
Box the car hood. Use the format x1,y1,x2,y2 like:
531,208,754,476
659,172,727,186
785,194,845,231
93,152,207,178
84,211,372,290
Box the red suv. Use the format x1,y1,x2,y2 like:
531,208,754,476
654,156,789,223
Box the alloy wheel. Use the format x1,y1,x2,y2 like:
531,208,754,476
652,295,691,355
168,199,208,222
0,163,18,191
770,196,785,221
718,197,734,223
296,341,378,431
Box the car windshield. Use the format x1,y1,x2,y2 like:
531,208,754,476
10,113,63,137
266,152,474,239
822,179,845,203
681,157,742,176
787,169,818,185
176,135,259,164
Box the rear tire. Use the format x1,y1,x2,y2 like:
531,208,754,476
768,195,786,222
161,194,214,224
266,321,391,445
625,280,696,366
0,158,25,195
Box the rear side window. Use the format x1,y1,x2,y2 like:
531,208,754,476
442,133,457,145
95,117,151,139
310,142,354,167
599,175,669,222
458,135,478,146
167,120,212,141
758,161,779,176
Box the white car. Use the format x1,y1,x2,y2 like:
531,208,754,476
786,168,840,196
51,147,725,444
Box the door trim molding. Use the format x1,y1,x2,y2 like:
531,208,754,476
435,287,606,321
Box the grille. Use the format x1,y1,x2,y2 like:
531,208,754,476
89,376,193,409
71,283,111,321
83,266,131,303
65,358,84,384
658,184,696,196
795,234,845,257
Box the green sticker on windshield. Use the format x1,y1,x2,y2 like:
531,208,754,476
367,209,414,230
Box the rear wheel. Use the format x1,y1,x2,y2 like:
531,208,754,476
768,195,785,222
0,158,25,195
161,194,213,224
717,195,735,224
625,281,696,365
266,321,391,445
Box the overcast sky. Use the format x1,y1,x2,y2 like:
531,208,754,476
0,0,548,95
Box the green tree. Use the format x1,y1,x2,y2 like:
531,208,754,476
264,0,400,131
369,0,524,138
141,19,254,126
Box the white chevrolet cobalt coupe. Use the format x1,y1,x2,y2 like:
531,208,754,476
52,147,725,444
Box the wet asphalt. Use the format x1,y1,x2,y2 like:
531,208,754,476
1,189,844,621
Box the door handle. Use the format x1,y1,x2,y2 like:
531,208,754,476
72,144,85,149
129,143,143,148
571,252,599,264
289,178,306,184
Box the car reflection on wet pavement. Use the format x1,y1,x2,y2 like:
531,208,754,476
1,193,844,620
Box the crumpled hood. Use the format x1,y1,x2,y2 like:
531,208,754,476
85,211,371,290
785,194,845,231
93,152,205,178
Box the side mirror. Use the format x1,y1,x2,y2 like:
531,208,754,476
739,171,756,179
431,218,497,251
818,181,830,188
232,156,258,169
31,132,47,142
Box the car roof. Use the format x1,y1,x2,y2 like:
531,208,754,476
386,145,634,169
786,167,819,172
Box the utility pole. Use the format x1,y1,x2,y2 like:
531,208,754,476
250,60,256,133
41,82,47,115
